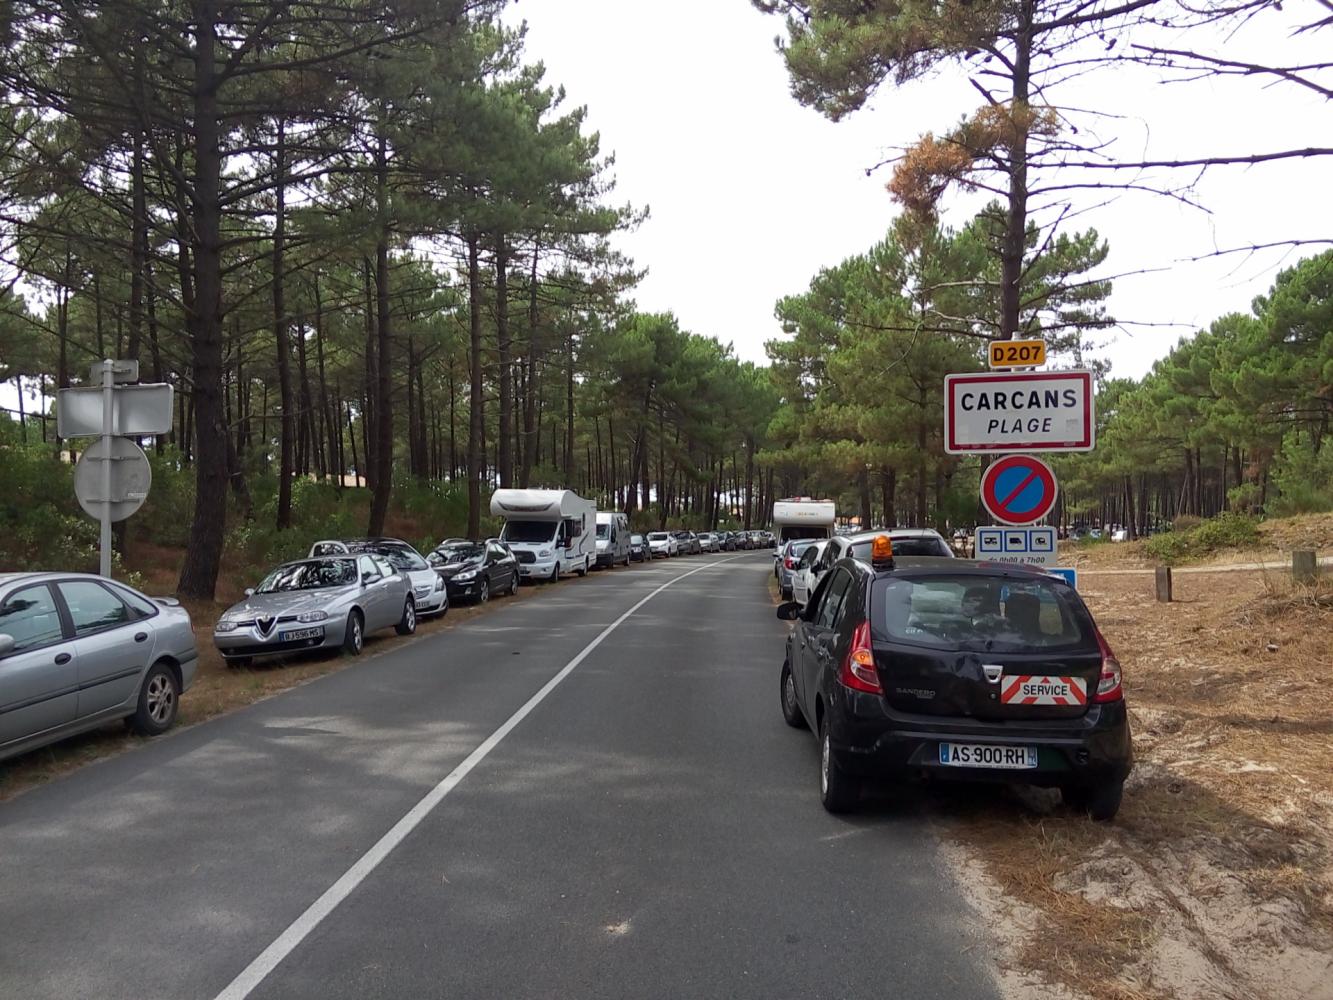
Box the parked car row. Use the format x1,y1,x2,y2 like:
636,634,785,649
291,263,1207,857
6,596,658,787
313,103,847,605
0,491,779,764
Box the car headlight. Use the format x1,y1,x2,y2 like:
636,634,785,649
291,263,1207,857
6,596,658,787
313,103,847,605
297,610,328,623
538,549,552,558
454,570,478,582
434,576,445,591
215,620,238,633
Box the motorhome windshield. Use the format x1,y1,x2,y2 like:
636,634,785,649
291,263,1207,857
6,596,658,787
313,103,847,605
502,520,558,544
596,523,610,539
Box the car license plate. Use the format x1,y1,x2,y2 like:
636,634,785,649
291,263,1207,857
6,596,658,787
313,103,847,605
278,626,324,643
939,743,1038,769
414,599,433,611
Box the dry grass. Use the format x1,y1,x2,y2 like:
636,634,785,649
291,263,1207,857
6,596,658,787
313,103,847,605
945,565,1333,1000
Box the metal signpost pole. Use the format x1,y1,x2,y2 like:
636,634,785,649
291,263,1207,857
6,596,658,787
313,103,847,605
99,359,114,578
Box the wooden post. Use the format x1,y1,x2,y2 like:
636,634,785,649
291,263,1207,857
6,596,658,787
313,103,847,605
1293,550,1318,584
1154,566,1173,603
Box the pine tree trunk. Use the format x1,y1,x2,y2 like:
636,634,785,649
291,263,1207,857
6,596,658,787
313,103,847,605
466,234,484,537
999,0,1034,341
494,234,513,489
273,118,294,529
367,130,394,536
177,0,228,600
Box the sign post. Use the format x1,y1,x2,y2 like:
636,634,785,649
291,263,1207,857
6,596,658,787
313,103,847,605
57,360,172,578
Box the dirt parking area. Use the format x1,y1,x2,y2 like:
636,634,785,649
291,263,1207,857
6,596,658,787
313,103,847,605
945,566,1333,1000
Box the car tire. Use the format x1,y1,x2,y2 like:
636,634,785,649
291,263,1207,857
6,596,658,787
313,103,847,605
343,610,365,655
1063,779,1124,822
130,661,180,736
819,715,859,814
780,662,806,730
576,558,588,577
477,579,490,604
549,563,560,583
781,586,793,600
396,599,417,636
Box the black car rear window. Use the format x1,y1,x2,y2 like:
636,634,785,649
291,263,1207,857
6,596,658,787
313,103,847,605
850,537,950,559
871,574,1097,652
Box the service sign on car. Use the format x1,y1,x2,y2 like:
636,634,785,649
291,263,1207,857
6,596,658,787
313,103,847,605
1000,674,1088,707
944,370,1095,453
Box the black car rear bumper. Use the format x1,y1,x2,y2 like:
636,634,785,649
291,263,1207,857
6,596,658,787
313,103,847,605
827,689,1132,788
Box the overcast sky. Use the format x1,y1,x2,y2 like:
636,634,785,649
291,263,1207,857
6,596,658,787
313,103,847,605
508,0,1331,379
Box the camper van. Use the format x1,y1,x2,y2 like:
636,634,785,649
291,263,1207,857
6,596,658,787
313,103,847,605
772,498,837,545
490,489,597,582
595,511,631,568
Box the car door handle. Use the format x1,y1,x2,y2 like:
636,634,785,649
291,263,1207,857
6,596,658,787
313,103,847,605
54,652,72,665
134,632,148,643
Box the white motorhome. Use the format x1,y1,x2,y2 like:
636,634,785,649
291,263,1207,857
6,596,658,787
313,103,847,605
772,498,837,544
594,511,631,569
490,489,597,582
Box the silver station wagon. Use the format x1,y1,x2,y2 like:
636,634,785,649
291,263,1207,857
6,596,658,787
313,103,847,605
214,554,415,666
0,572,198,763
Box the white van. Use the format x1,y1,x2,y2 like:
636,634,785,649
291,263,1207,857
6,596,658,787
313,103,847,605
595,512,631,569
772,498,837,545
490,489,597,582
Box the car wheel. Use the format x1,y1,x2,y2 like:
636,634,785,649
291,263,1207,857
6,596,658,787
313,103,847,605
396,599,417,636
780,662,807,729
131,661,180,736
477,579,490,604
343,610,365,655
1063,779,1124,822
549,563,560,583
819,715,859,814
781,586,793,600
576,558,588,577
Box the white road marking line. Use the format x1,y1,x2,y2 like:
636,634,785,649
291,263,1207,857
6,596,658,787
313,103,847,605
212,554,745,1000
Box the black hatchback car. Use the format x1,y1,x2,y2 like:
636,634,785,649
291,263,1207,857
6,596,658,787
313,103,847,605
428,539,520,603
777,544,1131,820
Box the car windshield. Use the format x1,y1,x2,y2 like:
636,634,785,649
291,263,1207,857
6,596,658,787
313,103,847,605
596,524,610,538
631,534,644,544
433,543,483,565
786,539,818,558
367,547,428,571
257,560,357,593
850,536,952,559
648,532,668,541
503,521,557,543
872,574,1096,653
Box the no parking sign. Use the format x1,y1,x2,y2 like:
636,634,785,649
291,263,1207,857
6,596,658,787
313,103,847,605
980,455,1058,526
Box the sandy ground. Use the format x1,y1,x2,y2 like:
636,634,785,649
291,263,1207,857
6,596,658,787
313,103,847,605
944,563,1333,1000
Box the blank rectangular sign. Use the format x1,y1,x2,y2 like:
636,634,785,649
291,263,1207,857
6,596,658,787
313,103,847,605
57,384,174,438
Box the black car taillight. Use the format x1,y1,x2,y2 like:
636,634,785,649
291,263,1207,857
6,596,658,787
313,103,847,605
1093,629,1123,703
838,620,882,695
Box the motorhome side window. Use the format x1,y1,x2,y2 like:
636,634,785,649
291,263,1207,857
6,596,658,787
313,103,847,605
561,518,582,546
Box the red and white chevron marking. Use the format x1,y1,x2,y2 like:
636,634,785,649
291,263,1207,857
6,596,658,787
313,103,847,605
1000,675,1088,706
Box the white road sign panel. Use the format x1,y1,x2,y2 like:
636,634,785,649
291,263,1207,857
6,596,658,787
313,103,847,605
975,526,1058,567
944,370,1094,453
57,383,174,438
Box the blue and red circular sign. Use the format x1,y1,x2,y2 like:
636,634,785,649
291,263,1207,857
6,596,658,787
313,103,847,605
980,455,1058,526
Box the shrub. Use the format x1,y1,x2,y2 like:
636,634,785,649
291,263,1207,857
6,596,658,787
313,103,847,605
1172,514,1202,533
1144,512,1260,564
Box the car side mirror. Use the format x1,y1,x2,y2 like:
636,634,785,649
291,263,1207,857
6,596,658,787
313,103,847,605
0,633,14,657
776,602,802,621
362,572,378,585
244,588,255,598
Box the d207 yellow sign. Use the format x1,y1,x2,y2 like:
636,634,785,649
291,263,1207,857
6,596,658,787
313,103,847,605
988,339,1046,369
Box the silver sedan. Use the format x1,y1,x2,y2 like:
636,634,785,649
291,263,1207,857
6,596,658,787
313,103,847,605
214,554,414,666
0,572,198,763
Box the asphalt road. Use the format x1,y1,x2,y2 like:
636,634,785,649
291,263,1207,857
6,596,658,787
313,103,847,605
0,553,998,1000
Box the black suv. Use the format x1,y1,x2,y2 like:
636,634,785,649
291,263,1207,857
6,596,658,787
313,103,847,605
777,551,1132,819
